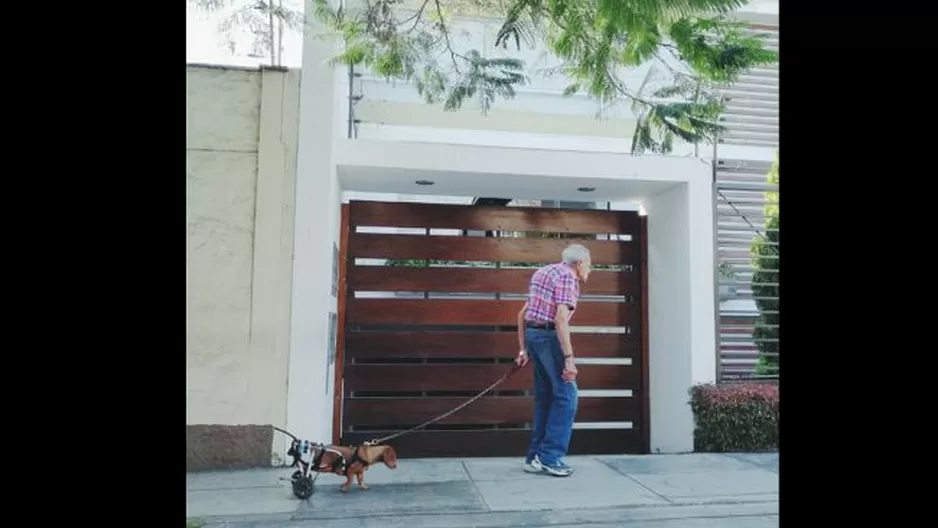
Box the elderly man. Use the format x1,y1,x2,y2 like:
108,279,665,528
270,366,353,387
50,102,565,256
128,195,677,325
514,243,591,477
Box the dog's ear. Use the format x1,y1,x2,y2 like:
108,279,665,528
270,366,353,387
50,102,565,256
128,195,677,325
382,446,398,468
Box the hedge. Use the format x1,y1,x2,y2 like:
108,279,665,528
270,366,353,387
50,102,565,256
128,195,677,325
689,383,778,452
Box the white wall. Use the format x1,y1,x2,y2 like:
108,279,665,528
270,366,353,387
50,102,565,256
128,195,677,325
186,64,300,429
642,178,716,453
355,123,776,162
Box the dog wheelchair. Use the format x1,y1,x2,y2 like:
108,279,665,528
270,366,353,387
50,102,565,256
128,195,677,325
284,436,349,499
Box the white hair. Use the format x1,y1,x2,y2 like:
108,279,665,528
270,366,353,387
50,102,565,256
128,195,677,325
561,244,591,265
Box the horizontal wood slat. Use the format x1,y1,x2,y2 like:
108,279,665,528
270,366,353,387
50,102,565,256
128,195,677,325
344,364,639,392
349,200,640,234
345,332,637,359
342,429,642,457
346,299,635,326
344,396,639,425
349,266,637,295
349,233,635,266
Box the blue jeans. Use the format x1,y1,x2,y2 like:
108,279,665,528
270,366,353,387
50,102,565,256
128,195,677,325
525,328,578,466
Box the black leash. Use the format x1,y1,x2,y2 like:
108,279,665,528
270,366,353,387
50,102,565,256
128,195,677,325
272,426,299,442
363,362,522,445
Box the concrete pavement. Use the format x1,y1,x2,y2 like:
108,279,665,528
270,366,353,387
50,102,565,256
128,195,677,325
186,453,779,527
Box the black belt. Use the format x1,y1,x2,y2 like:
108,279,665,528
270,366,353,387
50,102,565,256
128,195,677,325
525,320,556,331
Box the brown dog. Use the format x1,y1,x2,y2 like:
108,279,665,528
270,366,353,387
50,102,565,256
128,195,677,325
312,444,398,492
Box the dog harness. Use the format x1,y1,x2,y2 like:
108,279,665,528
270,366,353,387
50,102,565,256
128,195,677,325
310,445,349,474
343,446,368,476
291,438,371,477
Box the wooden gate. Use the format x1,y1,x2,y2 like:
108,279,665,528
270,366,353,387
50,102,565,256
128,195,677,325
333,200,649,457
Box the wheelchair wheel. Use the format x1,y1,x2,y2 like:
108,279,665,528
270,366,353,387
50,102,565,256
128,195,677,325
292,475,314,500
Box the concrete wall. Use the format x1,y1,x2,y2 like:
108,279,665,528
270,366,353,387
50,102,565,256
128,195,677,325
186,64,300,470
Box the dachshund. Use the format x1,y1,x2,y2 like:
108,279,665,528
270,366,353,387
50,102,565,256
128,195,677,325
311,443,398,492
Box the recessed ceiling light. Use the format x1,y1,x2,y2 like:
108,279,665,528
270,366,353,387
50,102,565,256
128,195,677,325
415,180,435,186
577,186,595,192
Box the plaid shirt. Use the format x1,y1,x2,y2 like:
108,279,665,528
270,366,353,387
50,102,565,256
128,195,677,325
524,262,579,323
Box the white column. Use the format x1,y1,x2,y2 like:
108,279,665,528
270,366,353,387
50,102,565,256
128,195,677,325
644,184,694,453
687,175,717,386
249,67,301,435
642,170,716,454
285,0,342,451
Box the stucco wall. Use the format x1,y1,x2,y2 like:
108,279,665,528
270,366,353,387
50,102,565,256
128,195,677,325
186,64,300,469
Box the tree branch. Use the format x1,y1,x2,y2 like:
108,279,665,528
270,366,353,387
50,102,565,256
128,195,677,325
604,68,654,108
433,0,469,72
653,50,695,82
399,0,431,32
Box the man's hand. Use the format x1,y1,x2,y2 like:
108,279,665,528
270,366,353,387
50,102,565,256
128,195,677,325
554,305,576,382
515,349,529,368
562,357,577,382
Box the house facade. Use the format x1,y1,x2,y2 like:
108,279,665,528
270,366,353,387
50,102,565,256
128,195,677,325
186,0,778,470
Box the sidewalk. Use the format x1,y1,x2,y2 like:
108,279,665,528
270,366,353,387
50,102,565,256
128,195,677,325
186,453,779,527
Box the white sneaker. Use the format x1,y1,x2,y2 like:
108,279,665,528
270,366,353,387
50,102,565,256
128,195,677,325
541,460,574,477
523,455,545,473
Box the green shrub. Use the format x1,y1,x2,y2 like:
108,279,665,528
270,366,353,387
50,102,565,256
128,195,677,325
689,383,778,452
750,153,779,377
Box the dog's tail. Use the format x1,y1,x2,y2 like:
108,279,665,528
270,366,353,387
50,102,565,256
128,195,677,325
271,425,300,442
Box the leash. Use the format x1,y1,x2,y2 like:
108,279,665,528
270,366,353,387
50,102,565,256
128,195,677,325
272,426,300,442
363,362,522,446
